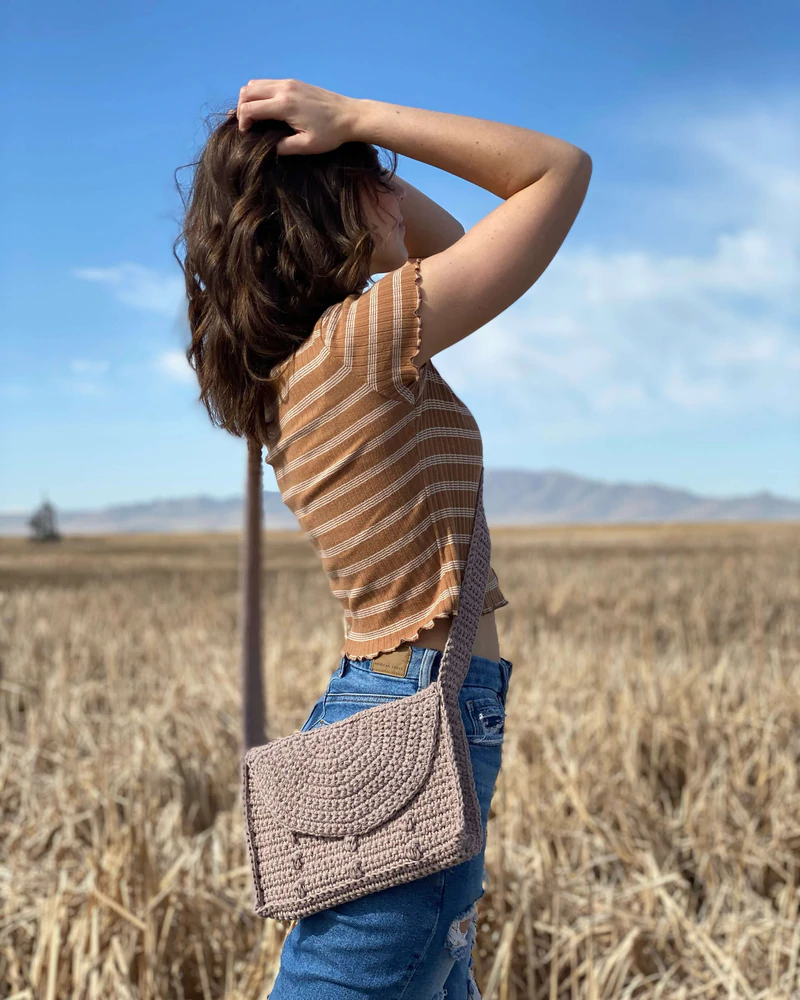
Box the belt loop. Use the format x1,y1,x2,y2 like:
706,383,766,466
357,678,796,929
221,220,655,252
417,648,436,691
501,658,511,701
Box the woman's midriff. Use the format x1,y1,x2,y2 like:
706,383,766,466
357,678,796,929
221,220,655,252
343,606,502,665
408,607,501,662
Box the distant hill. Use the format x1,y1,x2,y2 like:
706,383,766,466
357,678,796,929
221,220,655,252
1,468,798,536
483,469,800,524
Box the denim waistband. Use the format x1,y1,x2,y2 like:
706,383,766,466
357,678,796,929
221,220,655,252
340,645,513,700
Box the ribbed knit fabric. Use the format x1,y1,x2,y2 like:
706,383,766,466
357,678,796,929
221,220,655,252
263,256,509,660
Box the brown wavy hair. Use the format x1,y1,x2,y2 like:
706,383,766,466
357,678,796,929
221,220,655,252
172,109,398,445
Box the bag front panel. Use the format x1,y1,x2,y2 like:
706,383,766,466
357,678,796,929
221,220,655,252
243,710,475,920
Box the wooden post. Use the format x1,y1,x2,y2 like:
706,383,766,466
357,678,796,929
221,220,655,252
240,437,267,752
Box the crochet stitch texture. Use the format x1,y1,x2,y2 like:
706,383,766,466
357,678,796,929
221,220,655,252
241,466,492,920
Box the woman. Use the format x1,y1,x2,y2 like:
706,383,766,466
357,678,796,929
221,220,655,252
175,79,591,999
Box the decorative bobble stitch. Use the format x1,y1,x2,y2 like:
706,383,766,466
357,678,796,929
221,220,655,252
291,851,303,870
294,880,307,898
402,814,415,833
347,860,363,879
405,841,422,861
343,835,358,852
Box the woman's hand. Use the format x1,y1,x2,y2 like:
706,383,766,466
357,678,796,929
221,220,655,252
235,78,359,155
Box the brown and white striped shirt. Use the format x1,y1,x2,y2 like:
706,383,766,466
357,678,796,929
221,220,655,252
263,256,508,660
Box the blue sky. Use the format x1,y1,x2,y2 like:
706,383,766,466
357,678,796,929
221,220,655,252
2,0,798,513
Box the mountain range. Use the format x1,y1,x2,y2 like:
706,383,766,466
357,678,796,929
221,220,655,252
2,468,798,536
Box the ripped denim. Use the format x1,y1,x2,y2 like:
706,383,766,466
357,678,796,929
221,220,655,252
268,645,513,1000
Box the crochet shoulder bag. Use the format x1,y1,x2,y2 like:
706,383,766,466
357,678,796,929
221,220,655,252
240,464,493,921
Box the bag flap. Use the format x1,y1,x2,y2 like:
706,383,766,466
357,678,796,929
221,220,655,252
246,684,441,837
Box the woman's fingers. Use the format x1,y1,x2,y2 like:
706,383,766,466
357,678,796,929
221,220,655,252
237,79,283,126
231,77,350,152
243,79,280,96
237,96,283,132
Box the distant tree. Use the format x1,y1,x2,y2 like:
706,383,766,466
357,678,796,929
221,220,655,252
28,498,61,542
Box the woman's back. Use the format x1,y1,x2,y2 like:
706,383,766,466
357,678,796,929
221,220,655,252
263,256,508,663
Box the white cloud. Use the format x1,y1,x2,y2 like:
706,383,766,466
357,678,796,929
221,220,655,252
662,365,727,410
70,359,109,375
154,349,195,384
706,333,782,366
0,383,31,399
589,382,647,413
443,94,800,435
73,263,185,317
67,381,111,398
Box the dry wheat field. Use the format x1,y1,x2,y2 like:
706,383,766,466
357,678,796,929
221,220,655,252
1,520,799,1000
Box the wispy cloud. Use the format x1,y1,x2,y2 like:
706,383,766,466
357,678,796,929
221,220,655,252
55,359,113,398
70,359,109,375
154,349,195,384
65,380,112,398
445,93,800,437
72,263,185,317
0,383,32,399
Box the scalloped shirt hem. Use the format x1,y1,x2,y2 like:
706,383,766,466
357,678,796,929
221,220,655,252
342,597,509,663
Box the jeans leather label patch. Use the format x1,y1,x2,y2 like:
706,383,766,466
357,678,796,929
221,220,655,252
369,644,413,677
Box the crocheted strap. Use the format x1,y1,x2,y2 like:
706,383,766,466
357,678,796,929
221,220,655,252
437,466,492,704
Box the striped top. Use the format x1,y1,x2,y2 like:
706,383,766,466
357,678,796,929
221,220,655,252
263,255,508,660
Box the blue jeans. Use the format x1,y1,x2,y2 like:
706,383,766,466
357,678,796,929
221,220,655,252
269,644,513,1000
